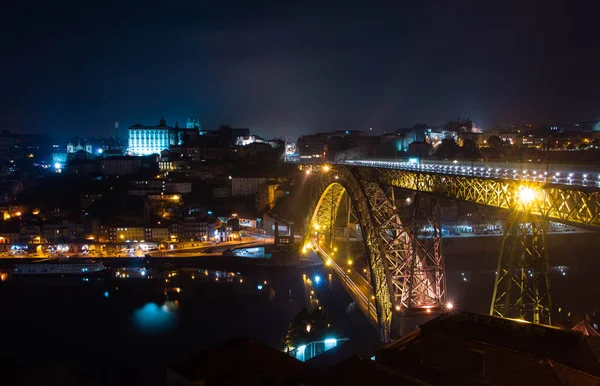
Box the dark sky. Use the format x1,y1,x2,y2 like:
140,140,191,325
1,0,599,139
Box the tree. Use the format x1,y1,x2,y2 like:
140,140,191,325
487,135,504,149
461,139,481,159
282,308,334,350
434,138,461,159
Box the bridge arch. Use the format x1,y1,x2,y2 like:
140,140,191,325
304,165,448,342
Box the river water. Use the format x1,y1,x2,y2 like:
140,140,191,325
0,267,325,385
0,254,596,385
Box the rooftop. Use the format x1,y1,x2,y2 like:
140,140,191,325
168,337,306,385
375,311,600,385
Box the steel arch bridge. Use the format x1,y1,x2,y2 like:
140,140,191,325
302,162,600,342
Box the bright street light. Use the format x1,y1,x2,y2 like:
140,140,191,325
322,165,330,172
517,185,540,208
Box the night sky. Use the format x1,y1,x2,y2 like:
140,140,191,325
1,0,599,139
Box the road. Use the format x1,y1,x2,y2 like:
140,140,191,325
0,239,273,259
310,239,378,325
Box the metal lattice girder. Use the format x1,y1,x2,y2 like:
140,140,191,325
307,183,345,247
361,183,413,310
407,195,447,309
304,166,395,342
490,212,551,324
350,166,600,229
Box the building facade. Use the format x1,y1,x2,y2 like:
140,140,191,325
144,227,170,242
231,177,268,196
297,134,328,159
128,118,172,156
101,156,142,175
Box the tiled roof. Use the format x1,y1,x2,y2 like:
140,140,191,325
377,311,600,384
307,354,425,386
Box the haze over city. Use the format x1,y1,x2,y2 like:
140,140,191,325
2,0,599,138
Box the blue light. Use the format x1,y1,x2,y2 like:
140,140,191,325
104,291,109,298
141,270,146,276
54,162,61,169
257,284,263,290
132,302,176,333
207,211,213,215
324,338,337,351
97,148,103,154
295,344,307,361
314,275,321,284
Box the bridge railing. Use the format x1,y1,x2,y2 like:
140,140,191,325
311,240,378,325
338,159,600,188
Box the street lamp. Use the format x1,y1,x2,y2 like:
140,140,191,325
516,185,541,209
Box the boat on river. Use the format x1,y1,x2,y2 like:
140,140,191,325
13,259,106,276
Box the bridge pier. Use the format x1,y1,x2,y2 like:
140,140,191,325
490,212,551,324
406,194,447,310
393,309,444,338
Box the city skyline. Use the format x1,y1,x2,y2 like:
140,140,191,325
1,1,599,139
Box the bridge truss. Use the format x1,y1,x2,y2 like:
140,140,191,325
352,166,600,228
304,165,447,341
303,163,600,341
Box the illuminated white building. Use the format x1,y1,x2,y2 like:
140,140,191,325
67,141,92,154
128,118,172,156
235,135,266,146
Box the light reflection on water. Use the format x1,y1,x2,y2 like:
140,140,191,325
132,301,178,333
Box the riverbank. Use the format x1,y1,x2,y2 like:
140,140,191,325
0,255,318,272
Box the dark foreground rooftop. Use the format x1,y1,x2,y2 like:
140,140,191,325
169,312,600,386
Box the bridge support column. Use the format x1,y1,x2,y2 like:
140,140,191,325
392,194,448,338
406,194,447,310
490,213,551,324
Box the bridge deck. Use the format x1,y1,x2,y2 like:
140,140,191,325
329,161,600,229
311,240,378,326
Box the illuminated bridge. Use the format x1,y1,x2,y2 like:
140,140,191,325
301,160,600,342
